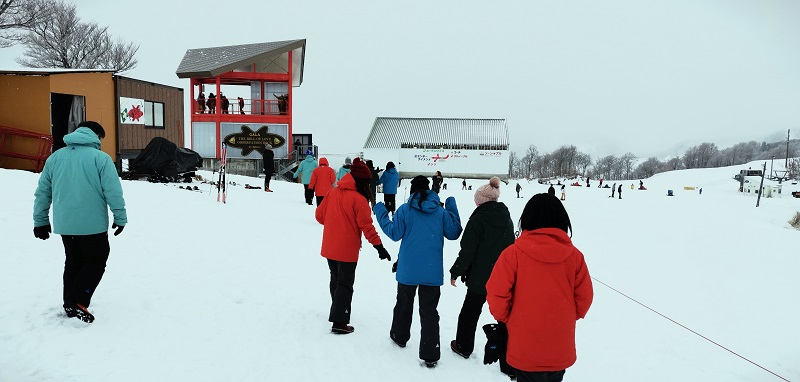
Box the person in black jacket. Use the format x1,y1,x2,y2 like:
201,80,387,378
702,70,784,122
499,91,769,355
431,171,444,194
365,159,381,208
449,176,515,367
263,144,274,192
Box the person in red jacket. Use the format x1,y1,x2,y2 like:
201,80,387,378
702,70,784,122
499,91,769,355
315,158,392,334
486,193,593,382
308,157,337,206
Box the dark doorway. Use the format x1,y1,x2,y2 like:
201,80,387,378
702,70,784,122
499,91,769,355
50,93,85,152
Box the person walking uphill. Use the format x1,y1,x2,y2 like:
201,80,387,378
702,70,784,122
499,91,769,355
373,175,463,368
33,121,127,324
309,157,337,206
449,177,515,366
486,194,593,382
262,144,274,192
376,161,399,216
315,159,392,334
293,150,318,205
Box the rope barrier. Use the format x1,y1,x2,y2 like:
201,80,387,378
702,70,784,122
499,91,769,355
592,277,790,381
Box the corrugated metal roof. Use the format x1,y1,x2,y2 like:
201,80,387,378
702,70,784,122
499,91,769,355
175,39,305,83
363,118,509,149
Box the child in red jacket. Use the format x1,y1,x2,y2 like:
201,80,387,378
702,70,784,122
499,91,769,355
486,193,593,382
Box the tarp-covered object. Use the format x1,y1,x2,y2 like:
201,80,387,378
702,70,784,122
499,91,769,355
129,137,202,177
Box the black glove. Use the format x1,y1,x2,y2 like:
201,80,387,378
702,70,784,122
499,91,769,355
483,322,508,365
374,244,391,261
33,225,51,240
391,261,398,273
112,223,125,236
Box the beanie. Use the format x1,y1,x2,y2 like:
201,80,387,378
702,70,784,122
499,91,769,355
305,149,314,156
410,175,430,194
386,161,395,170
349,158,371,179
344,157,352,165
474,177,501,205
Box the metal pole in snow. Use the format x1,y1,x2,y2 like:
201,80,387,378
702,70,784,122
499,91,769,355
756,162,766,207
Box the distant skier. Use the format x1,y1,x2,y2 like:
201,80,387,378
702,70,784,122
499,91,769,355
618,184,623,199
515,182,522,198
462,179,467,190
611,183,616,198
560,184,566,201
548,184,555,196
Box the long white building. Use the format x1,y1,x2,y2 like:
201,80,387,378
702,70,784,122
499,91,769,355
362,117,510,180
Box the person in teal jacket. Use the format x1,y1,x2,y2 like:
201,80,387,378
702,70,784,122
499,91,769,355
373,175,462,368
336,157,352,180
376,161,399,216
293,149,318,205
33,122,127,324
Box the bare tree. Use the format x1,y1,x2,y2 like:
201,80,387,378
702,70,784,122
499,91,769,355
0,0,50,47
593,155,616,180
518,145,538,179
508,150,519,178
574,152,592,177
620,152,637,179
15,1,138,73
634,157,662,178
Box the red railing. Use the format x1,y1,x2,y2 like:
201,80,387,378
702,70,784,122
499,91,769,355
0,125,53,172
192,98,289,116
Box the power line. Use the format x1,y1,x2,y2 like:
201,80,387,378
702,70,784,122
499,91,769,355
592,277,790,381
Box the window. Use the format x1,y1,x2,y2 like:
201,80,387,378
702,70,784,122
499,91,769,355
144,101,165,129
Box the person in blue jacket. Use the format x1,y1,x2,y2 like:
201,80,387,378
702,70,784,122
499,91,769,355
373,175,463,368
376,161,399,216
33,122,127,324
293,149,318,205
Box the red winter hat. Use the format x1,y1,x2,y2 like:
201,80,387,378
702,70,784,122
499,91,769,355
350,158,372,179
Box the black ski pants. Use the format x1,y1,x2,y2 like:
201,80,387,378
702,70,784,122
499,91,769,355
384,194,396,214
61,233,110,307
327,259,357,324
264,171,273,189
455,289,486,356
390,283,441,361
316,196,325,206
515,370,566,382
303,184,314,205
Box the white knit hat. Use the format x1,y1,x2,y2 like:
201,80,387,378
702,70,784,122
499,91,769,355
474,177,501,205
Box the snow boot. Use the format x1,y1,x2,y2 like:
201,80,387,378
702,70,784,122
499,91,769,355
65,302,94,323
331,323,354,334
422,359,438,368
450,340,470,359
390,333,406,348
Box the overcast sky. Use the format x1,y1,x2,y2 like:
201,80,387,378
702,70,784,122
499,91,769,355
2,0,799,158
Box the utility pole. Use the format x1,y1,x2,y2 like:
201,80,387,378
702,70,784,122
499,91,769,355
787,129,791,168
756,162,766,207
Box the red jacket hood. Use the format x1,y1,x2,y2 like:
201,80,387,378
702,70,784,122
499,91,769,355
516,228,573,264
337,173,356,190
319,157,329,166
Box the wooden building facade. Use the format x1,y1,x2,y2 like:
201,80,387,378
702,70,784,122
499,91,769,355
0,69,184,172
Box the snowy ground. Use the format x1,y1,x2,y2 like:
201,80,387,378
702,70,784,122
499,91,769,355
1,159,798,382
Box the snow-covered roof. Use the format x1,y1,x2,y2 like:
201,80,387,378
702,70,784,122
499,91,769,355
175,39,306,86
363,117,510,150
0,68,116,75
